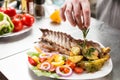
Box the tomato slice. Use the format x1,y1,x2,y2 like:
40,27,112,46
60,67,70,74
39,58,47,63
28,57,37,66
49,64,56,72
65,60,76,69
74,67,84,74
56,66,73,77
63,67,70,74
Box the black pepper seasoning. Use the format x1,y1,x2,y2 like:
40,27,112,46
34,0,45,18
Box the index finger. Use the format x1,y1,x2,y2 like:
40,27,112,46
81,0,90,28
60,3,66,21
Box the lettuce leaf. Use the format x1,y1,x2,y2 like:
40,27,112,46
31,66,59,78
27,52,39,57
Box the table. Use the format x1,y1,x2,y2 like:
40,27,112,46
0,18,120,80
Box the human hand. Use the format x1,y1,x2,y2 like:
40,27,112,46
60,0,90,30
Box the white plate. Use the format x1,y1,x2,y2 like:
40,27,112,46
28,42,113,80
0,27,32,38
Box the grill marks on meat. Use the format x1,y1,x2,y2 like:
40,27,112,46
39,29,101,55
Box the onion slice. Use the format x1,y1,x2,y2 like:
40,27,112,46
39,53,52,58
56,66,73,77
40,62,51,71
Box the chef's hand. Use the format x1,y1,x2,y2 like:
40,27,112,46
60,0,90,30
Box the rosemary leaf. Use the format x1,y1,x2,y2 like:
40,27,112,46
82,29,89,48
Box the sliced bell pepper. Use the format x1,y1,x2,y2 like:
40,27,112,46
0,12,14,35
51,60,64,67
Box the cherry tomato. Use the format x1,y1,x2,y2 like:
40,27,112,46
74,67,84,74
22,14,35,27
4,7,16,17
65,60,76,69
0,7,16,17
0,0,16,17
13,14,23,20
28,57,37,66
12,14,25,32
12,14,24,24
12,18,23,32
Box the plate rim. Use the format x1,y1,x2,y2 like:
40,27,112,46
0,27,32,38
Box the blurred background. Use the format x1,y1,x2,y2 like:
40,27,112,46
0,0,97,18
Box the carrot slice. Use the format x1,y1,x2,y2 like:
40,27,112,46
47,54,56,63
34,46,42,53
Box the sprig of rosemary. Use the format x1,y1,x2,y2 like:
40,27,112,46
82,29,89,48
